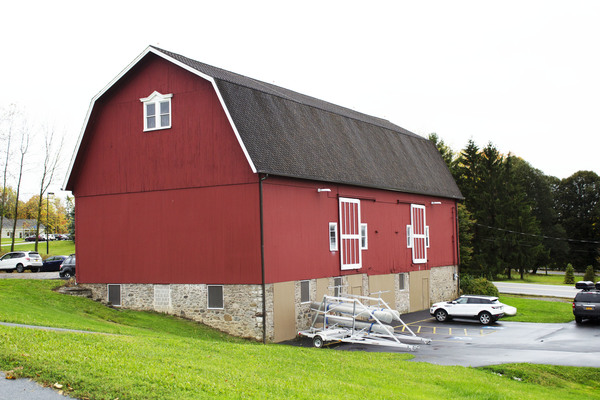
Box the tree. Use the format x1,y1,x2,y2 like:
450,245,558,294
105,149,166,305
10,119,30,251
555,171,600,270
428,133,456,173
33,126,64,251
66,196,75,241
0,105,15,250
564,264,575,284
583,265,595,282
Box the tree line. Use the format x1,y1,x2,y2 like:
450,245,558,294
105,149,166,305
0,105,68,252
430,134,600,278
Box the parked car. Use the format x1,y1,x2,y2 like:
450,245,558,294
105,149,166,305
573,281,600,324
41,255,68,272
25,235,44,242
0,251,44,273
59,254,76,279
430,294,510,325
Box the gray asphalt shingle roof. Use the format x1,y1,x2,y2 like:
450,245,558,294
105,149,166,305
153,47,463,199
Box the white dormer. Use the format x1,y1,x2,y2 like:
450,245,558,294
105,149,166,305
140,91,173,131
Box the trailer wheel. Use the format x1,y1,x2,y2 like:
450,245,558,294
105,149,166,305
313,335,324,348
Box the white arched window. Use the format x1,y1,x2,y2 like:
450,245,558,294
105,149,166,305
140,91,173,131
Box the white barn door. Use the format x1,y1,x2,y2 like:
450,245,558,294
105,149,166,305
410,204,428,264
339,197,361,270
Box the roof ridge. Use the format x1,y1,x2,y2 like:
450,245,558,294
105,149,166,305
150,46,420,138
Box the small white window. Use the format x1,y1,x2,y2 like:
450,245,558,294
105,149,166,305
406,225,413,248
360,223,368,250
140,91,173,131
207,285,224,309
329,222,338,251
300,280,310,303
425,226,430,248
107,284,121,306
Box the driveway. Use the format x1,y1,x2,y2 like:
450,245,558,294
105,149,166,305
294,310,600,367
0,272,59,280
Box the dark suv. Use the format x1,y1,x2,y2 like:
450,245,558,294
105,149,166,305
573,281,600,324
59,254,76,279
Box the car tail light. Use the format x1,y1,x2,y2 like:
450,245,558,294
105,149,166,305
573,302,576,310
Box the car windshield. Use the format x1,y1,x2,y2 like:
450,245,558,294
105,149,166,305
576,293,600,302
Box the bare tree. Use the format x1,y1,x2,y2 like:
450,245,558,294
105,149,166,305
0,105,15,252
10,122,30,252
33,126,64,251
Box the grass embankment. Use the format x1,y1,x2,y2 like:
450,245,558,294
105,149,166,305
1,281,598,399
0,240,75,259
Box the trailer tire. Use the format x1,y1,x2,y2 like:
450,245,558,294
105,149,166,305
313,335,324,348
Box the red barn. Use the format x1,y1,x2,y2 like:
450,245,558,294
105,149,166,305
64,46,463,342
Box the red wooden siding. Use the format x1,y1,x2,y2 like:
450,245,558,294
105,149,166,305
70,54,262,284
76,184,262,284
262,176,458,284
68,54,255,197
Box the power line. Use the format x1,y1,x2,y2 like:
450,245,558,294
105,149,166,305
474,223,600,245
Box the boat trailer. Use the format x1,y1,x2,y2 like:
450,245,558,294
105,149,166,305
298,294,431,351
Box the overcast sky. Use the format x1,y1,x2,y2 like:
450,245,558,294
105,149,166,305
2,0,599,200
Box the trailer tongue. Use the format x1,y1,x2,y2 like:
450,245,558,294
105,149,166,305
298,294,431,351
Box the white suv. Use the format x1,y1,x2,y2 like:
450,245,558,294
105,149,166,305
430,295,506,325
0,251,43,273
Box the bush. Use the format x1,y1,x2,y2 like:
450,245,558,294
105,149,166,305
583,265,595,282
460,274,499,297
564,264,575,284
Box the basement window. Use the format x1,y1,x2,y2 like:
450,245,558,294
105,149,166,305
333,277,343,297
107,284,121,306
300,280,310,303
140,91,173,131
399,273,407,291
207,285,224,309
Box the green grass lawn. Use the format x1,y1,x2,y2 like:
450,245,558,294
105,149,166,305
0,280,598,399
499,295,573,323
497,273,573,286
0,240,75,258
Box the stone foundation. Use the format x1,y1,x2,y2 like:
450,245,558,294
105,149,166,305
430,265,459,304
82,283,264,341
81,266,458,342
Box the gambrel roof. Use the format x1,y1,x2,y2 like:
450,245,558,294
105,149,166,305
65,46,462,200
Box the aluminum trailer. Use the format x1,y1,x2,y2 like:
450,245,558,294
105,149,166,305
298,294,431,351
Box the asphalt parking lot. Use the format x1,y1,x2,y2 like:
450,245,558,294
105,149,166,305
293,310,600,367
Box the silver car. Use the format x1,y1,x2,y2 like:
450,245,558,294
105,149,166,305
0,251,43,273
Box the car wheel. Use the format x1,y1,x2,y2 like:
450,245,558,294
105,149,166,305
313,335,324,348
63,271,72,279
16,264,24,273
434,309,449,322
479,311,492,325
575,316,583,324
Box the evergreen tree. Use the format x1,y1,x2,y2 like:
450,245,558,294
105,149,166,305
564,264,575,284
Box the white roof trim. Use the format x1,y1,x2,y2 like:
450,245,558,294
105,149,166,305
63,46,257,190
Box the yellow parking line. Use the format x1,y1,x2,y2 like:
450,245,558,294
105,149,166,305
417,326,421,333
464,329,468,336
449,328,452,335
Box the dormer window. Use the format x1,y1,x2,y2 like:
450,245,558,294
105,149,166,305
140,91,173,131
